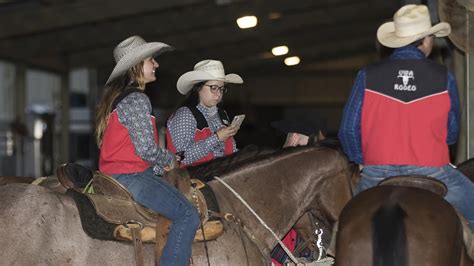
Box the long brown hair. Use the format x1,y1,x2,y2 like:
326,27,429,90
95,63,145,146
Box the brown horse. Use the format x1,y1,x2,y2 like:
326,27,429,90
336,180,472,266
188,141,359,257
0,144,352,265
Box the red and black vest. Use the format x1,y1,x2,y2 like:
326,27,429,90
99,88,159,174
166,105,235,167
362,59,450,166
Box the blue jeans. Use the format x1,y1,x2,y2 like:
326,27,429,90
357,165,474,231
113,168,200,266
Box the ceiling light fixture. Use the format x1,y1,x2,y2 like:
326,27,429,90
236,16,258,29
271,45,289,56
284,56,300,66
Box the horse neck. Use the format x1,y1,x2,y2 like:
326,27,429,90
210,147,349,251
188,145,277,181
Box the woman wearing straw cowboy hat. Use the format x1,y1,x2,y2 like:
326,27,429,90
339,4,474,233
166,59,244,166
96,35,199,265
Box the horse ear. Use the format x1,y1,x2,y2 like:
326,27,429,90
317,130,326,141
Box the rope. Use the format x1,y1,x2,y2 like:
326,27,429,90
214,176,299,263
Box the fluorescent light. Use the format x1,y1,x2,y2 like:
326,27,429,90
236,16,258,29
271,45,289,56
284,56,300,66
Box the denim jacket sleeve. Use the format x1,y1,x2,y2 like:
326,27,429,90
338,69,365,164
447,71,460,145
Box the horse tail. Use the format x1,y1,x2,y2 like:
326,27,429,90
371,201,408,266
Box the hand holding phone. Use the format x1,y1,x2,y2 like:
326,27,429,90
216,114,245,141
231,114,245,128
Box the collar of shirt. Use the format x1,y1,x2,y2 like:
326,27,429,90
390,45,426,60
197,104,218,117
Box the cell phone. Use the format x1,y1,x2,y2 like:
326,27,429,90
231,114,245,127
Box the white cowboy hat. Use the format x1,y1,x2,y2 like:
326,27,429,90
377,4,451,48
176,59,243,95
106,35,174,85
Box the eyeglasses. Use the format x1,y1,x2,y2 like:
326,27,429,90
204,84,227,94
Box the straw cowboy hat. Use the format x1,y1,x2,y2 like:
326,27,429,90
106,35,174,85
377,4,451,48
176,59,243,95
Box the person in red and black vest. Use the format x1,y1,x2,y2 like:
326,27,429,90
166,60,244,167
339,5,474,232
95,35,199,266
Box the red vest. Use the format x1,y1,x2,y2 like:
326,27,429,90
99,89,159,174
361,59,450,166
166,106,234,167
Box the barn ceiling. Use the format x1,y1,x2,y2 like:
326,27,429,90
0,0,401,84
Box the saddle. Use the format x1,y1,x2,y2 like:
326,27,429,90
377,175,448,197
56,163,224,243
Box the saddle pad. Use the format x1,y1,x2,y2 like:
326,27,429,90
67,189,118,241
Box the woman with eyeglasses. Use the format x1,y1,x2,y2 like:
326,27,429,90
166,59,244,166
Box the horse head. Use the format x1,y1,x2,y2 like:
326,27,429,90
204,145,353,258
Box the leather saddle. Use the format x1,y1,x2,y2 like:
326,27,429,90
57,163,224,242
378,175,447,197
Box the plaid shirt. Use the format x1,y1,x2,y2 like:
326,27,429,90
338,45,460,164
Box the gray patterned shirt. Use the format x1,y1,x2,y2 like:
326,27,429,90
167,104,237,165
115,92,174,175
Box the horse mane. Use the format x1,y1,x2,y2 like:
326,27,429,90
187,145,278,182
311,137,341,150
187,138,343,182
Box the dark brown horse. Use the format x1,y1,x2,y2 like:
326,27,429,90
0,144,353,265
336,179,473,266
